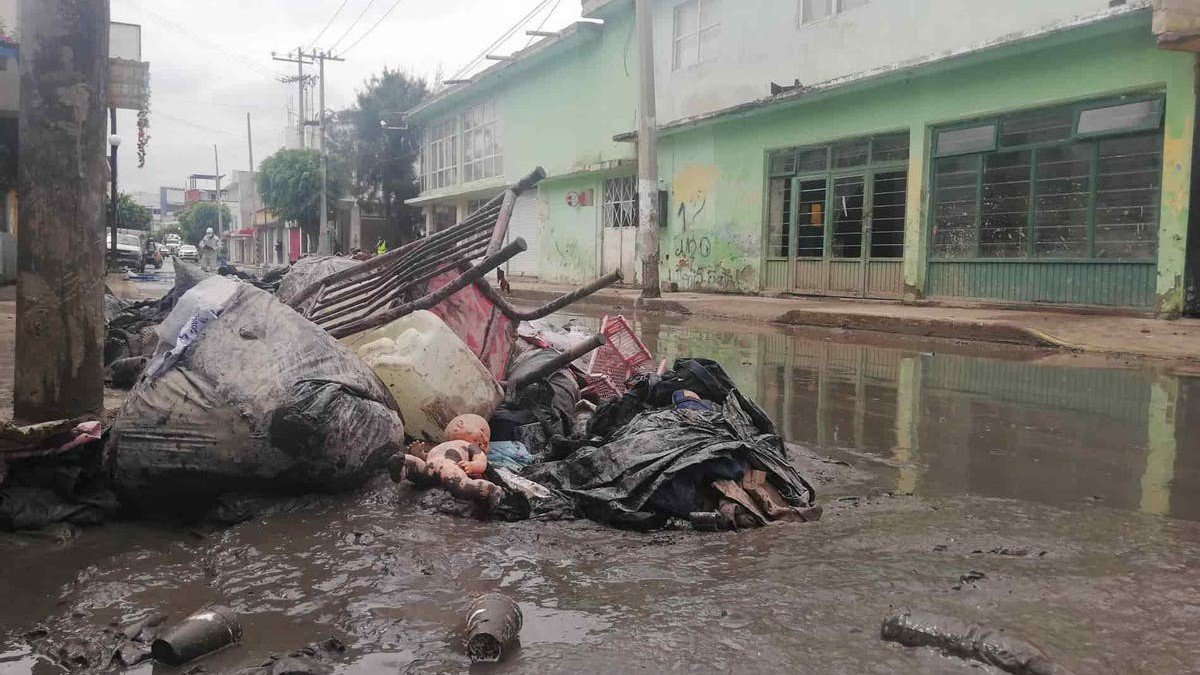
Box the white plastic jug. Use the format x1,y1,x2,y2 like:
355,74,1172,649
341,310,503,442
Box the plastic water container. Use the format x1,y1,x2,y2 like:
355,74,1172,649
341,310,503,442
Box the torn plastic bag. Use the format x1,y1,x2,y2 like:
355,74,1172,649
110,283,404,511
154,275,239,348
485,466,575,522
275,255,359,305
523,389,817,529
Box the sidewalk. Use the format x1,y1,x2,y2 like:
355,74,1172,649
507,278,1200,365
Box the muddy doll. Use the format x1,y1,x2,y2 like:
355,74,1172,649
394,414,500,503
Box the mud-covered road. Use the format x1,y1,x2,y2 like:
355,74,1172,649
2,276,1198,673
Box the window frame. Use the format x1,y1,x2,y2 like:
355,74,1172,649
799,0,870,27
927,94,1166,263
602,175,639,229
672,0,721,71
765,130,910,261
461,100,503,184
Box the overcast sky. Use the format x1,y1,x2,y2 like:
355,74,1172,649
110,0,581,197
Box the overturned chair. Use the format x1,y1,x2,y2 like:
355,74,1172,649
286,167,622,379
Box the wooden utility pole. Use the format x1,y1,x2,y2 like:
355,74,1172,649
273,48,312,149
15,0,110,422
635,0,661,298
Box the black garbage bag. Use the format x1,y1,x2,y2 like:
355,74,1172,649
587,358,756,439
523,388,816,529
109,283,404,513
275,255,360,305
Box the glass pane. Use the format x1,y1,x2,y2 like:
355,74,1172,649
1033,145,1092,257
839,0,869,11
831,176,865,258
674,34,699,69
936,124,996,157
674,1,698,37
802,0,833,24
979,150,1031,257
698,26,720,62
797,147,828,173
931,154,980,257
795,179,827,257
767,178,792,258
1078,99,1163,136
871,132,909,163
870,171,907,258
999,107,1073,147
832,138,869,168
1094,134,1161,259
770,151,796,175
699,0,718,27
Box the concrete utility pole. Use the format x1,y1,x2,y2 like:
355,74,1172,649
273,47,312,149
15,0,110,422
314,50,345,255
214,145,223,233
635,0,661,298
109,109,118,257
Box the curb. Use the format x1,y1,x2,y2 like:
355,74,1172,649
771,310,1060,348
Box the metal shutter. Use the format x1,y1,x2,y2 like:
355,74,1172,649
505,190,540,277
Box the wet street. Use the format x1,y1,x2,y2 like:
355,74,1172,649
2,278,1199,673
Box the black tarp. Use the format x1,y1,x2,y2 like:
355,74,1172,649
110,283,404,513
522,388,816,529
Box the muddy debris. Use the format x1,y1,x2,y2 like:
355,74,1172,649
880,609,1076,675
465,593,523,663
151,605,243,666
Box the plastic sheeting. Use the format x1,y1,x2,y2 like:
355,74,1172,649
110,283,404,510
523,388,816,529
275,255,360,305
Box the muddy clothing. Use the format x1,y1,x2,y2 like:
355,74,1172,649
199,234,221,272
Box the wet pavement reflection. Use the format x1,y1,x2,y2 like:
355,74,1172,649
569,313,1199,522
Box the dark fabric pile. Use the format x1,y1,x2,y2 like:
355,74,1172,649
496,358,820,531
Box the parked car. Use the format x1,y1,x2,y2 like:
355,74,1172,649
177,244,199,262
109,233,145,272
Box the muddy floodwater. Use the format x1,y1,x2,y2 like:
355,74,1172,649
3,286,1199,673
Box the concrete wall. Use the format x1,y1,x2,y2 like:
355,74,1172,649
650,0,1144,124
654,17,1195,303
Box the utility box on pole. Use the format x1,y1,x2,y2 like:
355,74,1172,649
15,0,110,422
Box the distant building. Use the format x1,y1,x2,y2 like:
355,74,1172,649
410,0,1200,316
159,186,186,218
0,0,17,282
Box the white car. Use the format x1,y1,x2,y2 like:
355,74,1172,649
177,244,199,262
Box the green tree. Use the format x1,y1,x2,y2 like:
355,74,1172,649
331,68,428,244
106,192,153,230
258,148,348,241
178,201,232,244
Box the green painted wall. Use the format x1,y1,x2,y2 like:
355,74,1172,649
538,174,601,282
655,16,1196,306
412,13,637,205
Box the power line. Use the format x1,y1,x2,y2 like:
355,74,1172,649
308,0,353,50
524,0,565,48
154,112,239,138
338,0,406,56
328,0,379,52
121,0,286,79
450,0,555,81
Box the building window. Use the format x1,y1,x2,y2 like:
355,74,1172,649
673,0,720,70
462,101,502,183
422,116,458,191
766,131,909,259
801,0,869,25
602,176,638,228
930,95,1164,261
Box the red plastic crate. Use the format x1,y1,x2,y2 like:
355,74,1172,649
583,315,653,400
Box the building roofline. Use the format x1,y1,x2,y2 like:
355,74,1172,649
614,3,1153,142
406,20,603,122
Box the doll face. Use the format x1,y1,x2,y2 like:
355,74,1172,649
444,414,490,452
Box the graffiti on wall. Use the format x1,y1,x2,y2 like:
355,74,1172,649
665,163,757,292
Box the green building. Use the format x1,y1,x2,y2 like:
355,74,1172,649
407,0,1199,315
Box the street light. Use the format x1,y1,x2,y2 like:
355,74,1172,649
109,131,122,260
